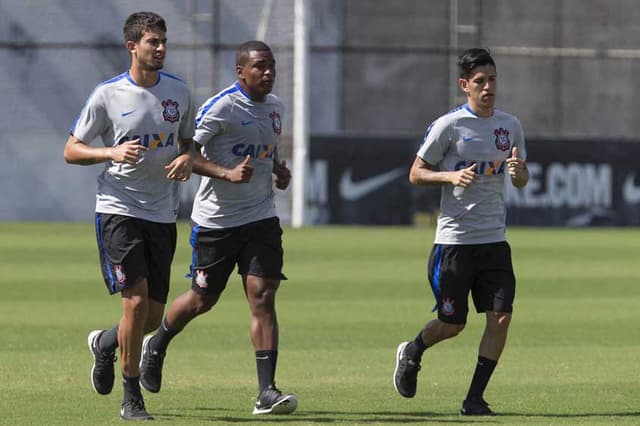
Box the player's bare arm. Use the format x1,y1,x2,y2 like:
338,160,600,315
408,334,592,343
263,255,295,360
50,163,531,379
409,156,478,188
192,144,254,183
64,135,147,165
165,138,195,181
506,146,529,188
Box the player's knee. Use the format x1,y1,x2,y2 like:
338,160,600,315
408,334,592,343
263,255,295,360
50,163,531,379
436,319,465,338
251,288,277,314
486,311,511,331
444,322,465,337
192,292,219,315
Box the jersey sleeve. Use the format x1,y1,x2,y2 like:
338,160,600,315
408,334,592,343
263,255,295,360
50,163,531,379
179,90,196,140
512,117,526,161
416,116,451,166
69,87,109,144
193,97,227,146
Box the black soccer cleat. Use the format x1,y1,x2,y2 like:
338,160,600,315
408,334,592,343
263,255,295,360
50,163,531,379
140,335,165,393
393,341,421,398
87,330,116,395
120,397,154,421
460,396,495,416
252,384,298,415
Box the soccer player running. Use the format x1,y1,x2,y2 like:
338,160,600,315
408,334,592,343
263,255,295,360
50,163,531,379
393,48,529,416
139,40,297,415
63,11,195,421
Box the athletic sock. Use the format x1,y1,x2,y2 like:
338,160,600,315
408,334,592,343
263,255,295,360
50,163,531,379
98,325,119,353
405,332,428,362
122,374,142,401
151,317,181,353
255,350,278,393
466,356,498,400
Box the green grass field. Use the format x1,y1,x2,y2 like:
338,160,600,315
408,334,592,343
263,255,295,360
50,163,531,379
1,222,639,425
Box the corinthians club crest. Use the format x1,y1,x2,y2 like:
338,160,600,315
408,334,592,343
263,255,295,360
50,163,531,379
195,270,208,288
493,127,510,152
114,264,127,284
270,111,282,135
161,99,180,123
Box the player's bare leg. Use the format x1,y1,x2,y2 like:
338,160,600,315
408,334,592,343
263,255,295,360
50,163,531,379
119,277,153,420
244,275,296,415
141,290,219,393
119,278,149,377
461,311,511,416
478,311,511,360
144,298,166,333
394,319,465,397
244,275,279,350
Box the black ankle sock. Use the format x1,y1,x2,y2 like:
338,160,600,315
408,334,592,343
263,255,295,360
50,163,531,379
152,317,181,353
122,374,142,400
405,332,428,361
466,356,498,400
98,325,119,353
256,350,278,393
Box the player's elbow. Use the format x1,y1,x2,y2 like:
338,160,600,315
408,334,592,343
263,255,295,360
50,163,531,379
63,147,75,164
408,168,418,185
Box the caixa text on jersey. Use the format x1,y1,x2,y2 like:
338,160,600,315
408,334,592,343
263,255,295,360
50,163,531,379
232,143,275,159
118,133,176,148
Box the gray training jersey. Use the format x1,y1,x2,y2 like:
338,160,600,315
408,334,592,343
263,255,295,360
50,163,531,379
70,72,195,223
417,104,526,244
191,81,284,229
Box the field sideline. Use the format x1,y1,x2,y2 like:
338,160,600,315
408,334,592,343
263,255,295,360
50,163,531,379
1,222,639,425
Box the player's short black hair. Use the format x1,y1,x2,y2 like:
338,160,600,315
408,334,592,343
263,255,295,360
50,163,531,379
457,48,495,79
123,11,166,43
236,40,272,66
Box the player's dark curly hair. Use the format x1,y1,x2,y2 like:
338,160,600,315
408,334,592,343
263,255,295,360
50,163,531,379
236,40,272,66
457,48,495,79
123,11,166,43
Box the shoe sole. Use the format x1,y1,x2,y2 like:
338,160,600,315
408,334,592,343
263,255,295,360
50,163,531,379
120,408,155,420
252,395,298,415
393,341,414,398
87,330,111,395
460,409,495,416
139,334,160,393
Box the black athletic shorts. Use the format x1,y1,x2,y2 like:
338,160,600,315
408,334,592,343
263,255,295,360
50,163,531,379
427,241,515,324
95,213,176,303
187,217,287,296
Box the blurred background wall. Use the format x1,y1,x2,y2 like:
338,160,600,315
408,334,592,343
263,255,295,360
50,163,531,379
1,0,639,224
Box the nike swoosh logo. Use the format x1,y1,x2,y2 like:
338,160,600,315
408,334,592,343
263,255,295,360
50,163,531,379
255,356,269,360
462,136,474,142
121,110,135,117
339,168,405,201
623,173,640,203
241,120,252,126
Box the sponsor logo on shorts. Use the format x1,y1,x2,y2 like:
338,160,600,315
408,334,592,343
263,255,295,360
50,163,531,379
441,298,455,316
195,270,208,288
114,264,126,284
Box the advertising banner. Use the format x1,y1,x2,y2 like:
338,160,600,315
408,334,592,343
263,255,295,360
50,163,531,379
307,136,419,225
308,136,640,226
505,139,640,226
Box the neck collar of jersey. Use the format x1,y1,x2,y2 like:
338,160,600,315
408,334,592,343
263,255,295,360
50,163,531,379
126,71,161,88
234,81,250,99
464,103,493,118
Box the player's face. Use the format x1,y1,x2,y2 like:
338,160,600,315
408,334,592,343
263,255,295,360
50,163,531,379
237,50,276,102
129,29,167,71
459,65,497,117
